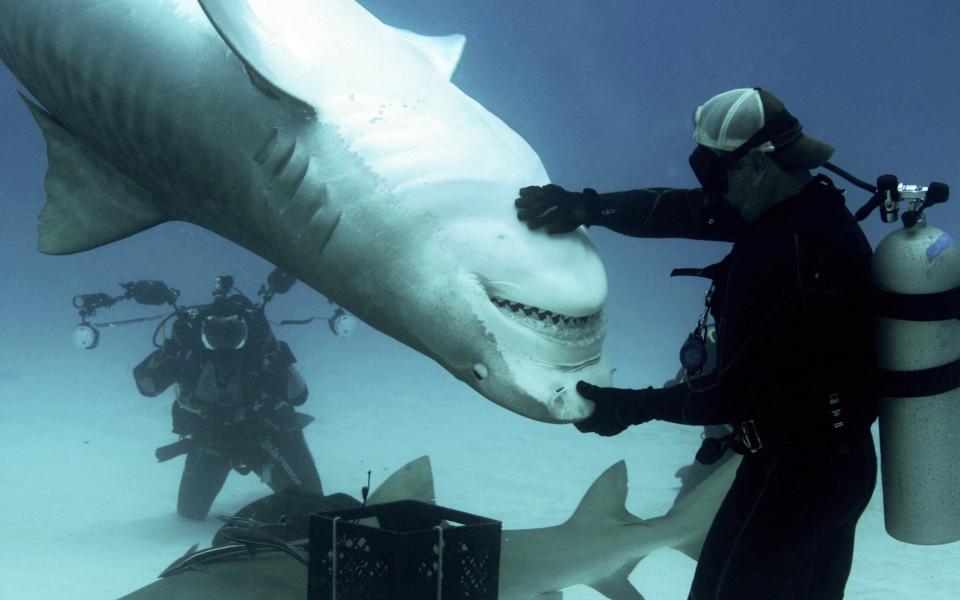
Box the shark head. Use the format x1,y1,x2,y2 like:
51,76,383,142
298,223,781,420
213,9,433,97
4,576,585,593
194,0,612,422
375,182,610,423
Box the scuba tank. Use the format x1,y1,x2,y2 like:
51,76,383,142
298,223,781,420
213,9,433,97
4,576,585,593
854,173,960,544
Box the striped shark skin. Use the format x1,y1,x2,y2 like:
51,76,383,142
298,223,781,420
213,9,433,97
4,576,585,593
0,0,610,422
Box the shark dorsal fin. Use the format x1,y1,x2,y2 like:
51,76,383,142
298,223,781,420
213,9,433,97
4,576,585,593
393,30,465,80
366,455,435,506
588,558,646,600
197,0,317,116
20,95,167,255
567,461,645,527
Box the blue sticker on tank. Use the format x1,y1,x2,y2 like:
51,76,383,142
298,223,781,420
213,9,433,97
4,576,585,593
927,233,955,263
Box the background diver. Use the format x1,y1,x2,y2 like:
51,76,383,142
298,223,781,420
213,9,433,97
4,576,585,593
516,87,879,600
131,272,324,520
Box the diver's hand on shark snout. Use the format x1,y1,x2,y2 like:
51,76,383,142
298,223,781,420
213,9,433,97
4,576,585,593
574,381,656,437
514,184,595,234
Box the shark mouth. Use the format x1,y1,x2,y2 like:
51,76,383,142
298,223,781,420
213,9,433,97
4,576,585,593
489,295,604,343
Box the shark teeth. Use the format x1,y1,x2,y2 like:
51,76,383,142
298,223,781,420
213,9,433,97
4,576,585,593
489,296,601,329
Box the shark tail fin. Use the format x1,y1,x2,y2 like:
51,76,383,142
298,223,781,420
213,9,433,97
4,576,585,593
664,453,742,561
20,95,167,255
566,462,647,600
366,455,435,506
567,460,646,528
588,557,647,600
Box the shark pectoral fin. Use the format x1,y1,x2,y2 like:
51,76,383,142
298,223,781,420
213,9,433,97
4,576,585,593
20,95,166,255
666,454,740,563
587,558,645,600
393,30,465,80
197,1,315,116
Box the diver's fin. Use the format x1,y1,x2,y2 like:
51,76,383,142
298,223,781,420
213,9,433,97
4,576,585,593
393,30,465,80
366,455,435,506
197,0,316,115
566,461,646,527
587,558,645,600
20,95,167,255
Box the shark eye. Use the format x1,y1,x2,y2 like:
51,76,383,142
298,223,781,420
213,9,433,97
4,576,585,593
472,363,488,381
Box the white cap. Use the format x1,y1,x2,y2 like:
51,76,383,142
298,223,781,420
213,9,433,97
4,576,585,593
694,88,772,151
693,87,834,168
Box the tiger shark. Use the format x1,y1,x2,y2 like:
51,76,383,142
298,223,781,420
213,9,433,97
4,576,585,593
118,455,741,600
0,0,609,422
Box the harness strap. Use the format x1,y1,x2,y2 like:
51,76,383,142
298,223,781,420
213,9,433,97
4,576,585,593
874,285,960,321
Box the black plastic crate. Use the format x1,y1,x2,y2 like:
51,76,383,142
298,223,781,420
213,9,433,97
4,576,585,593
308,500,501,600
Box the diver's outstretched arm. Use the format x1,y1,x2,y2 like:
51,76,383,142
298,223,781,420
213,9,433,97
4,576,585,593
515,184,744,241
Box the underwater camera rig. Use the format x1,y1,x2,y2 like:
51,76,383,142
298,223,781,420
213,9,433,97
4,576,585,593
71,267,358,350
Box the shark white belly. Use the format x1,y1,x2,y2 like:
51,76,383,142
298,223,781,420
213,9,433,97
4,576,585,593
0,0,611,422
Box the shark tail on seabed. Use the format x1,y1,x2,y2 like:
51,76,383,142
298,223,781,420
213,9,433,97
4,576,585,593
550,453,740,600
562,461,649,600
652,452,742,562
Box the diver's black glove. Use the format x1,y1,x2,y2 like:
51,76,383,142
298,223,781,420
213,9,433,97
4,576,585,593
574,381,660,436
515,184,597,233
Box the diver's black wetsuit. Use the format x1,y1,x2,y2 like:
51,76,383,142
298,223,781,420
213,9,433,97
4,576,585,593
591,174,878,600
134,296,323,520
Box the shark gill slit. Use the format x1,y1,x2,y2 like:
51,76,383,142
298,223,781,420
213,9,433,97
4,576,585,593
276,155,315,222
254,126,339,256
285,154,311,199
254,128,279,164
253,127,311,206
283,173,335,245
268,137,297,189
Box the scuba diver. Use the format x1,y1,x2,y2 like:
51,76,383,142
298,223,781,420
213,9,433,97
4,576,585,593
516,88,879,600
129,272,324,520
